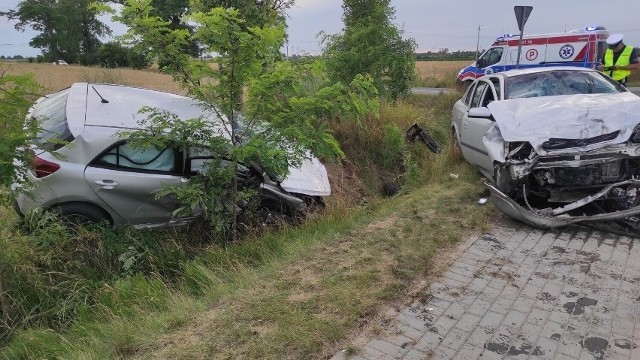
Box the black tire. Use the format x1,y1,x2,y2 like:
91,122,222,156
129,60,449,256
51,203,112,226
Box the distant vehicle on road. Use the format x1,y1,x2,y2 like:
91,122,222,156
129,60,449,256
52,60,68,65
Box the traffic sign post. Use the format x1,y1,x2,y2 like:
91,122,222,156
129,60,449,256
514,6,533,69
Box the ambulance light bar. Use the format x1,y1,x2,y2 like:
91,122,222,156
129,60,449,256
495,33,517,41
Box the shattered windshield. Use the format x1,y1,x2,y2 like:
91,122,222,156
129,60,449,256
506,70,624,99
32,88,74,151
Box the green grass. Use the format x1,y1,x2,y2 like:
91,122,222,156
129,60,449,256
1,169,490,360
0,93,495,359
412,72,459,88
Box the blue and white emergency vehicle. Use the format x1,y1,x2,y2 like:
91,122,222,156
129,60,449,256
457,26,610,87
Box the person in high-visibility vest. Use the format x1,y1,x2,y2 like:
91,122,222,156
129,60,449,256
598,33,639,86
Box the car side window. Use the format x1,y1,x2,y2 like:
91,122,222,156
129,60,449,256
470,82,488,108
490,78,501,100
481,86,496,107
462,83,476,106
93,142,176,172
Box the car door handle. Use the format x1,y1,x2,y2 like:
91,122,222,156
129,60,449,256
94,180,119,189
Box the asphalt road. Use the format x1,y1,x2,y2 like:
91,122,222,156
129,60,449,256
412,87,640,96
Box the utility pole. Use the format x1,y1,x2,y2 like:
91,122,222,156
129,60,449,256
475,25,481,61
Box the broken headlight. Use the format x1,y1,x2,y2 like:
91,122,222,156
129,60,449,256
506,142,534,161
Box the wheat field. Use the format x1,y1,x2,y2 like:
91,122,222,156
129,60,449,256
414,60,469,80
2,60,473,94
1,62,184,94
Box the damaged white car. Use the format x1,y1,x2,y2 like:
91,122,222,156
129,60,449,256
14,83,331,227
451,67,640,232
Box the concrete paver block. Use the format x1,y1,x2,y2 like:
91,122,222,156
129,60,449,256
331,216,639,360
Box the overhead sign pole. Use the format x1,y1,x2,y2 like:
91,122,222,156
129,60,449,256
514,5,533,69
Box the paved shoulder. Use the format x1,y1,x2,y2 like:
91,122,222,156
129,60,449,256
332,216,640,359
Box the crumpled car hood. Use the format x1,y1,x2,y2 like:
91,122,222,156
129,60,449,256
487,92,640,155
280,156,331,196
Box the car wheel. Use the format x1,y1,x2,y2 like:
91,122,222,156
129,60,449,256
51,203,111,226
450,128,463,162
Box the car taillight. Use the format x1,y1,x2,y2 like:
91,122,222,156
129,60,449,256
31,156,60,178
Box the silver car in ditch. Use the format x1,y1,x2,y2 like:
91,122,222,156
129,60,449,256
14,83,331,227
451,66,640,230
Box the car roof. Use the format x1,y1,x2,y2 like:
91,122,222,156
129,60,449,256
66,83,222,137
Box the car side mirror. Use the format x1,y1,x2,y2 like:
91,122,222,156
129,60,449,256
468,107,492,118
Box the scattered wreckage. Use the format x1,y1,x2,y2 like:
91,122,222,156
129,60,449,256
451,66,640,235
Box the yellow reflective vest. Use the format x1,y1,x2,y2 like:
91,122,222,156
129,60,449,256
604,46,633,81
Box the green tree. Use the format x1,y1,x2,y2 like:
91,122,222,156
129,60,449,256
117,0,378,239
192,0,293,28
0,69,41,205
1,0,110,64
322,0,416,101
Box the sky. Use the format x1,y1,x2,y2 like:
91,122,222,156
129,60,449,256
1,0,640,58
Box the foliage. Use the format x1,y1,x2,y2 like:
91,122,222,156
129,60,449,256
0,209,190,345
117,3,284,237
191,0,294,28
0,70,41,205
117,1,379,237
416,50,477,61
95,41,151,69
246,60,380,160
322,0,417,101
380,122,406,168
1,0,111,64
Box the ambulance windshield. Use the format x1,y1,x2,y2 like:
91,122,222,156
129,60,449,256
478,47,504,68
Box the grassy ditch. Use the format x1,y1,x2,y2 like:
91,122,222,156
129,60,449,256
1,164,490,360
0,92,494,359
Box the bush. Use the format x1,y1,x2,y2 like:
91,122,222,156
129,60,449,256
96,42,150,69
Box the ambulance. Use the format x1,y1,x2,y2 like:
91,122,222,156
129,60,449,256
457,26,610,87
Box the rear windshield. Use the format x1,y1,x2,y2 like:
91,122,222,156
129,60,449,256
31,88,74,151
